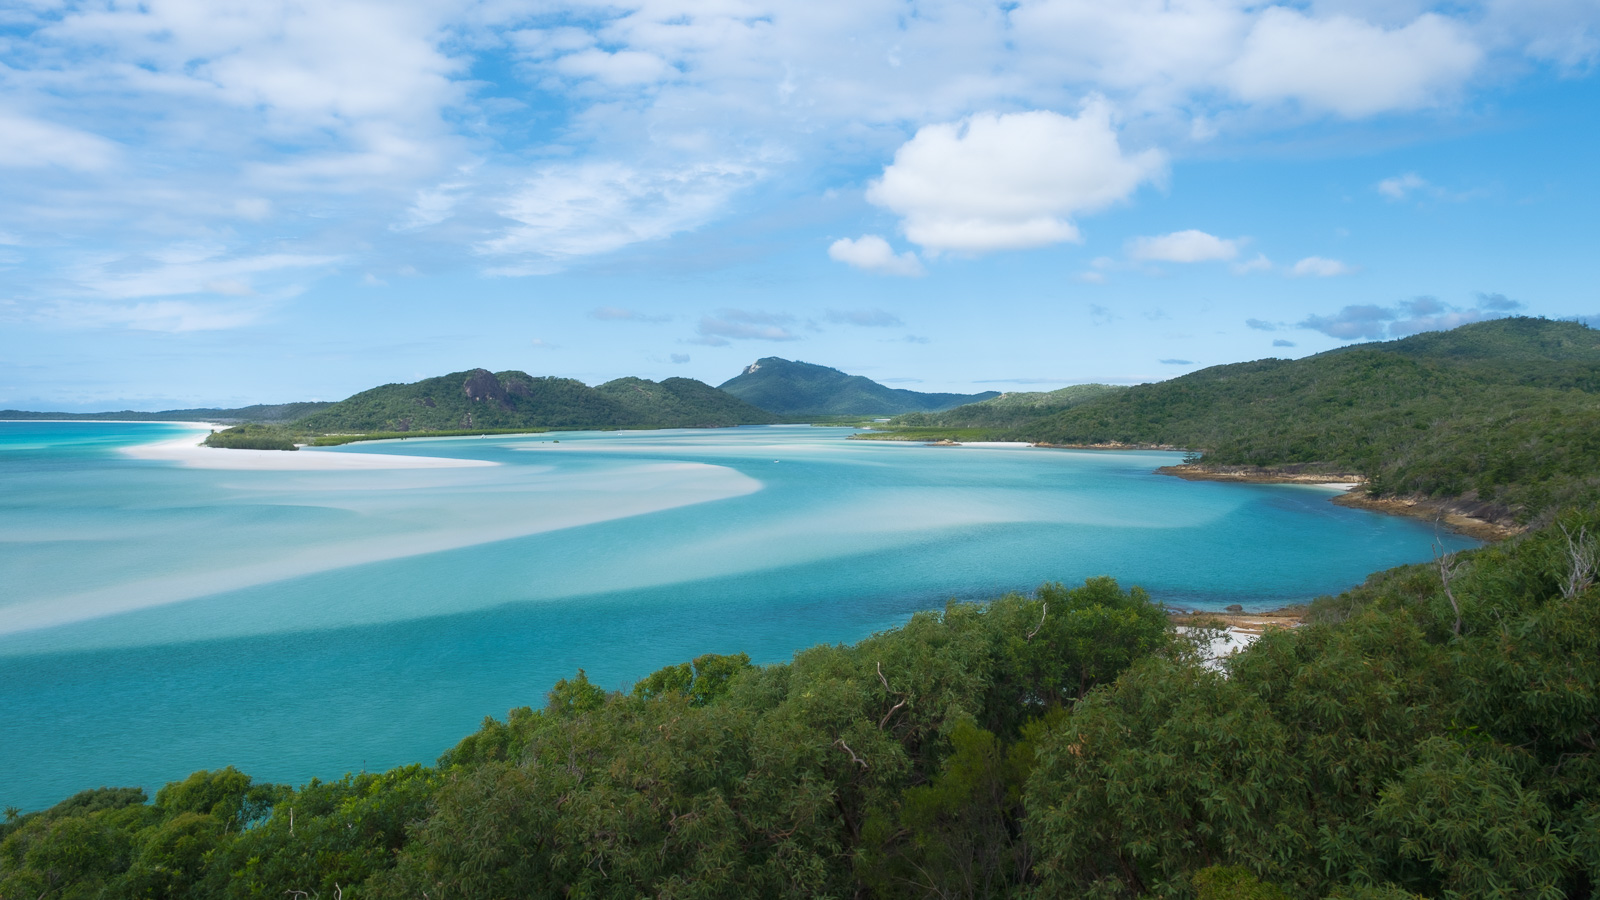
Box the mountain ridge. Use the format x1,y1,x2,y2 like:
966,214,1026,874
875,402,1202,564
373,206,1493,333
718,357,998,416
293,369,777,433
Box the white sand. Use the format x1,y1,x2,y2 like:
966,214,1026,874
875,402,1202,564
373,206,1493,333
123,427,496,470
3,458,761,638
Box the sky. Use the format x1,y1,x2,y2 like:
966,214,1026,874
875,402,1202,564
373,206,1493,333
2,0,1599,410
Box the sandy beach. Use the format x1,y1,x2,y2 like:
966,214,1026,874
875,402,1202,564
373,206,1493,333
122,426,497,470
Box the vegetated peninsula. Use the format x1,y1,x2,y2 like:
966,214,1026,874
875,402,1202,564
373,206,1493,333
719,357,1000,417
867,317,1600,530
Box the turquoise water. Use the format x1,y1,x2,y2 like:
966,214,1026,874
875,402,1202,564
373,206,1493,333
0,422,1476,810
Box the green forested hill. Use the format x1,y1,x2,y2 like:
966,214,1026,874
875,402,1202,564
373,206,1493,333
6,512,1598,899
594,376,780,426
885,319,1600,522
891,382,1127,429
291,369,776,433
719,357,998,416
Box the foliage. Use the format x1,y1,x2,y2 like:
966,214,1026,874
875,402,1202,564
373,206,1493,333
7,511,1600,897
871,318,1600,523
719,357,998,417
889,383,1127,430
203,424,299,450
293,368,776,434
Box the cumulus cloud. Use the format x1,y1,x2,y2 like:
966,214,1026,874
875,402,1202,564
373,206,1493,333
692,309,800,346
1127,229,1240,262
826,308,904,328
1226,10,1482,116
866,102,1165,253
1272,338,1296,347
1291,256,1354,277
669,353,690,364
1159,358,1195,365
591,306,672,323
1245,318,1279,331
1299,294,1524,340
827,236,924,276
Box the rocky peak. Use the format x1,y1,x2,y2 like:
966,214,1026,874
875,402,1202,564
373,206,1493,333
462,369,508,405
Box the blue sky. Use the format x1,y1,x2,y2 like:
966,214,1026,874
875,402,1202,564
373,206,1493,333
2,0,1598,409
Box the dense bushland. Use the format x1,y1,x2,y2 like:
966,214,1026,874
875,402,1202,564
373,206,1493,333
5,512,1598,898
880,318,1600,523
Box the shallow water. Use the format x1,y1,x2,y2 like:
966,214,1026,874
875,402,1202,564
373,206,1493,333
0,422,1476,810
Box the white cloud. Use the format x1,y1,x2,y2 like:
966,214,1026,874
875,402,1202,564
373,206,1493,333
556,49,675,85
694,309,800,345
1378,172,1428,200
1291,256,1353,277
480,161,763,267
1127,229,1240,262
1227,10,1482,116
866,102,1165,253
827,235,924,276
0,111,118,170
68,249,339,301
826,308,905,327
1232,253,1272,274
41,300,265,333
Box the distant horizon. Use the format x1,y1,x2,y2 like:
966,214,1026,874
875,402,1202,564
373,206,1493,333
6,312,1593,413
4,2,1598,409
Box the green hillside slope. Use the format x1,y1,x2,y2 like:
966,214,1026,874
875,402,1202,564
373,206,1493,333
891,383,1127,429
718,357,998,416
595,377,779,427
293,369,774,434
1006,318,1600,521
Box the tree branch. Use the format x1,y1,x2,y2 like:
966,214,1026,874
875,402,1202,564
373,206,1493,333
835,738,869,770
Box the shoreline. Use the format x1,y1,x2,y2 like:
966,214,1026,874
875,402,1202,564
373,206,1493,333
1155,463,1518,542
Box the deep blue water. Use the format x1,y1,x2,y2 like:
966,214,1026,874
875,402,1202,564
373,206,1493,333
0,422,1476,810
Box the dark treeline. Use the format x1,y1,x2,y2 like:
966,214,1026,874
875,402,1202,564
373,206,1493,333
4,512,1598,899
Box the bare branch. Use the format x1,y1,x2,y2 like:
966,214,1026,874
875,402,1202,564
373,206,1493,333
1433,520,1463,636
876,661,891,694
879,699,907,730
1026,602,1048,642
834,738,869,770
1560,521,1596,601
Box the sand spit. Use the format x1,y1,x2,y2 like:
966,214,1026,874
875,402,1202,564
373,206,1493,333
123,429,497,470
